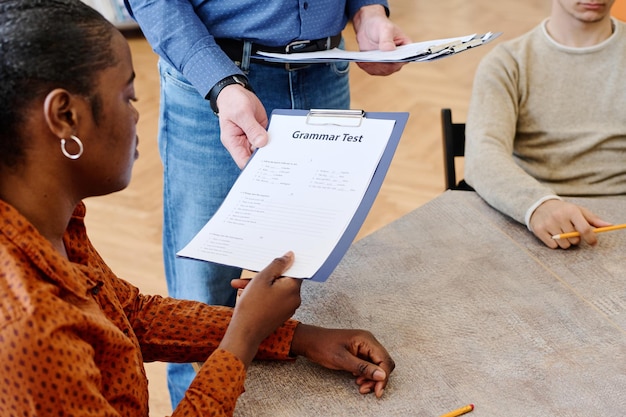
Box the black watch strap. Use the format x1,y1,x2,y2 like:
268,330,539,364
207,74,252,115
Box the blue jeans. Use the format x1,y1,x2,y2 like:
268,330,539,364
157,58,350,408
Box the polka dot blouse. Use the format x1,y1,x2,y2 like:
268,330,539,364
0,200,298,416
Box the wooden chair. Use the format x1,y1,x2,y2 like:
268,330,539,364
441,108,474,191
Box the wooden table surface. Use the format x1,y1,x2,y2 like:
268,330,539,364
234,191,626,417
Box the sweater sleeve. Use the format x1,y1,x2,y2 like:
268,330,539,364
464,39,556,224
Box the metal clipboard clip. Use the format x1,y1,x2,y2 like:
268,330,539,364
427,33,490,56
427,39,465,54
306,109,365,127
450,38,484,53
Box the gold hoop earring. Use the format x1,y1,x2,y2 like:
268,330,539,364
61,135,84,160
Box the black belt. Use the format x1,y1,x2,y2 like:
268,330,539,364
215,34,342,70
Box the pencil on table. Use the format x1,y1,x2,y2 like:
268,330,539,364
439,403,474,417
551,223,626,240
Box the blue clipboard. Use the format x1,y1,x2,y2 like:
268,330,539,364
270,109,409,282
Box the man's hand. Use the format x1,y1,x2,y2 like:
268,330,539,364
352,4,412,76
216,84,269,168
529,199,612,249
290,324,395,398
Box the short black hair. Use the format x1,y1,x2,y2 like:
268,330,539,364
0,0,117,167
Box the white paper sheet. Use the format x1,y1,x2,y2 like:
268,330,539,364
177,113,396,278
255,33,487,62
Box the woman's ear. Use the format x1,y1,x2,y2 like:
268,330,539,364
42,88,78,139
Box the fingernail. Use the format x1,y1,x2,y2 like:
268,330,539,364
373,369,386,379
253,135,265,147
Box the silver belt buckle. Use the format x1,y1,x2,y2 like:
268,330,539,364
285,40,312,53
284,40,313,71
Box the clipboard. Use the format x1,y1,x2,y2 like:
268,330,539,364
177,109,409,282
253,32,501,64
285,109,409,281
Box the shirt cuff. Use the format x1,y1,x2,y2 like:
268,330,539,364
256,319,299,361
525,195,562,231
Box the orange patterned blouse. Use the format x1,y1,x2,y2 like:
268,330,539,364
0,200,298,416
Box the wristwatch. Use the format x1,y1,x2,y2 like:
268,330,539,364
207,74,252,115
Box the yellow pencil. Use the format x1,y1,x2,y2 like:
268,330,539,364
551,223,626,240
439,404,474,417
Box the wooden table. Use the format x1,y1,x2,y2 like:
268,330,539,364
235,191,626,416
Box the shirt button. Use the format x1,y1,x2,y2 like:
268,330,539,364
90,281,103,295
303,2,308,10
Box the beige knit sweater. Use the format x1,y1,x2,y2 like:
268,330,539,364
464,19,626,225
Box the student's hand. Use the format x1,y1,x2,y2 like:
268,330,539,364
352,4,412,76
290,324,395,398
219,252,302,367
216,84,269,168
529,199,611,249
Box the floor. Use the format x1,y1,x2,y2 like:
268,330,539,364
83,0,552,413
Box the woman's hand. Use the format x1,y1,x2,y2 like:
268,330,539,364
219,251,302,367
290,324,395,398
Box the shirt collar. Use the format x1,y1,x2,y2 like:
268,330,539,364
0,199,98,299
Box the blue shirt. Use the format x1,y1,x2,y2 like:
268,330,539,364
126,0,388,97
